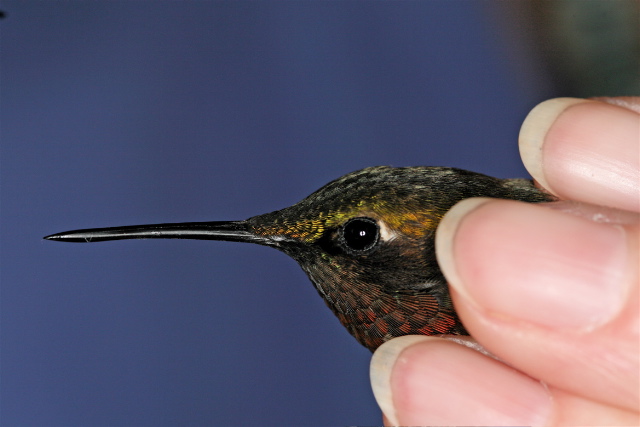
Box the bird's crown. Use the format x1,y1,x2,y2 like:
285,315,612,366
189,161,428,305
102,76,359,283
248,166,463,246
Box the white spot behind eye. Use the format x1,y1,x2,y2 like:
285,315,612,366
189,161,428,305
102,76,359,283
378,220,397,242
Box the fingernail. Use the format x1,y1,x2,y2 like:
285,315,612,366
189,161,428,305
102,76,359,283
519,97,587,192
370,335,427,426
437,198,629,330
370,336,552,426
520,98,640,211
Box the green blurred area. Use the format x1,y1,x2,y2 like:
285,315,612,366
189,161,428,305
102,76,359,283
504,0,639,96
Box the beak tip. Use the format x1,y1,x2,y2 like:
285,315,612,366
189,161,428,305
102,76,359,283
43,232,89,242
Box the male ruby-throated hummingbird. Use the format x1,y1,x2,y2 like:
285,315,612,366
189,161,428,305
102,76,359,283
45,166,553,351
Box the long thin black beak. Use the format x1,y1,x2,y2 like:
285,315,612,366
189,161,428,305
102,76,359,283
44,221,275,246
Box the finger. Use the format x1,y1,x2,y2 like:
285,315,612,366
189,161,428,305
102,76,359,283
436,198,639,411
370,336,639,426
519,97,640,212
370,336,553,426
550,388,639,426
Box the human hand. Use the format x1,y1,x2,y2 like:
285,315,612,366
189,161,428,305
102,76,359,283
370,97,639,426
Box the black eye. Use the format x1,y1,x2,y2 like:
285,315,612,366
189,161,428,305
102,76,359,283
339,217,380,254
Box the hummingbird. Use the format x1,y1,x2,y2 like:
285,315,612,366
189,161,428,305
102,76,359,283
45,166,554,351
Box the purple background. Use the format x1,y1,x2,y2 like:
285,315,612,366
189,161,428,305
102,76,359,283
1,2,556,425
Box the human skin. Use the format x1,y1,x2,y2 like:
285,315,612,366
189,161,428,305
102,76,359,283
370,97,640,426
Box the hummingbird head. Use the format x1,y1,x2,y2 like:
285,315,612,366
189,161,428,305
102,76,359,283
45,166,552,351
248,166,456,290
242,166,469,349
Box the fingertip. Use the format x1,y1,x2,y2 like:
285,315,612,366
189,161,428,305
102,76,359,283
372,336,552,426
520,97,640,211
519,97,588,194
435,197,494,305
370,336,433,426
442,198,630,331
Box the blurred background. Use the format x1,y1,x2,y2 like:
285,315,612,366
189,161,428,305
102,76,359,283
1,1,638,426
